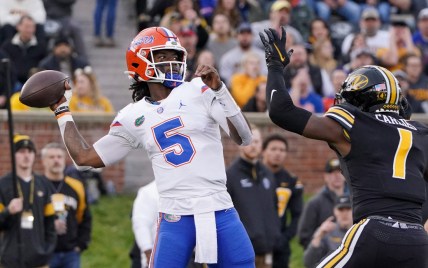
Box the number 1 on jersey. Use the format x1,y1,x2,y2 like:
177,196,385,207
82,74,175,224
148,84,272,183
393,128,412,179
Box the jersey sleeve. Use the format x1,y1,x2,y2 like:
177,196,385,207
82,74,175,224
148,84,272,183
324,104,356,132
108,104,142,149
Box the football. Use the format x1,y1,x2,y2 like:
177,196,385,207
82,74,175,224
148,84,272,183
19,70,69,108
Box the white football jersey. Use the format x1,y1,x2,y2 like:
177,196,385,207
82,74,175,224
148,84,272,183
108,78,233,215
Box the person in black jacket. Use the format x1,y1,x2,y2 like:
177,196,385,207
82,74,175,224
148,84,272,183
1,15,47,86
226,125,281,268
38,34,89,81
0,134,57,267
297,158,345,249
41,142,92,268
262,134,304,268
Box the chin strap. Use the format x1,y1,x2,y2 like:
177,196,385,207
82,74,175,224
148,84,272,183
162,73,184,88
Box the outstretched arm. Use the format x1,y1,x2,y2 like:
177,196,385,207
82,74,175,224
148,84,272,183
195,64,252,145
260,28,348,153
51,82,129,168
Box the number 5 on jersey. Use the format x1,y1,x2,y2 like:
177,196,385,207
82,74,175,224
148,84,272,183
152,117,196,167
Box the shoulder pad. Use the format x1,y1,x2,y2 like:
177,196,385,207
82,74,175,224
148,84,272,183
324,103,356,131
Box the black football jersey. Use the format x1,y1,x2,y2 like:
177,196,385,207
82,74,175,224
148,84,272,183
325,103,428,223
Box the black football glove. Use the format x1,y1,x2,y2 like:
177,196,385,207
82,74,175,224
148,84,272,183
259,27,293,68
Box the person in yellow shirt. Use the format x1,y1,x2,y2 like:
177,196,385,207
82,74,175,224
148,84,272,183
10,92,51,111
230,52,267,108
69,67,114,113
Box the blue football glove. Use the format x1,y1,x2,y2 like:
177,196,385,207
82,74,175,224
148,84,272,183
259,27,293,68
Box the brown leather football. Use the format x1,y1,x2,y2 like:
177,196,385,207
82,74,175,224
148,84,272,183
19,70,69,108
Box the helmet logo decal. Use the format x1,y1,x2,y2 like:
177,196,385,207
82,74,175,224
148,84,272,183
349,74,369,90
133,36,155,46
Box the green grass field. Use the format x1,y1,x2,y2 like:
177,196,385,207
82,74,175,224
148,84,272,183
82,194,305,268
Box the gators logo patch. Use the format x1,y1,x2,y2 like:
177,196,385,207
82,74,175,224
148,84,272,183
164,214,181,222
134,115,145,127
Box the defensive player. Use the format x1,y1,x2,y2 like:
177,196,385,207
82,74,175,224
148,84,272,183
260,27,428,267
50,27,255,267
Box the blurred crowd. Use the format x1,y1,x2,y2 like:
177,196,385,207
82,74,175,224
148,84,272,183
2,0,428,267
0,0,114,113
1,0,428,116
132,0,428,115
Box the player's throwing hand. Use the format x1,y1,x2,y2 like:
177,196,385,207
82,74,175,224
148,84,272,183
50,81,72,111
194,64,222,91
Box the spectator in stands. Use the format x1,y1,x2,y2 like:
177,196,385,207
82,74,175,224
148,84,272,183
310,0,360,25
226,125,280,268
93,0,118,47
262,134,303,268
392,70,425,114
289,67,324,113
309,38,337,76
41,143,92,268
1,15,47,87
0,0,46,44
135,0,173,32
376,18,420,71
69,66,114,113
230,52,266,108
354,0,390,24
176,26,200,81
219,22,267,86
195,49,215,67
159,0,209,49
412,8,428,75
242,78,267,113
307,18,340,59
284,44,334,98
308,18,331,45
252,1,303,51
190,49,217,79
43,0,88,58
323,68,347,111
342,47,377,73
214,0,242,29
38,34,89,81
64,165,106,205
303,195,353,268
297,158,346,249
0,134,57,267
341,8,389,57
403,53,428,105
206,13,237,62
342,33,368,63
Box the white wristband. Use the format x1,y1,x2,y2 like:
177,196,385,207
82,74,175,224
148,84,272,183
213,83,240,117
57,113,74,126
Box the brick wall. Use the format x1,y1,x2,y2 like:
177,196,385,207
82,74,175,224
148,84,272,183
0,111,125,191
3,111,427,194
